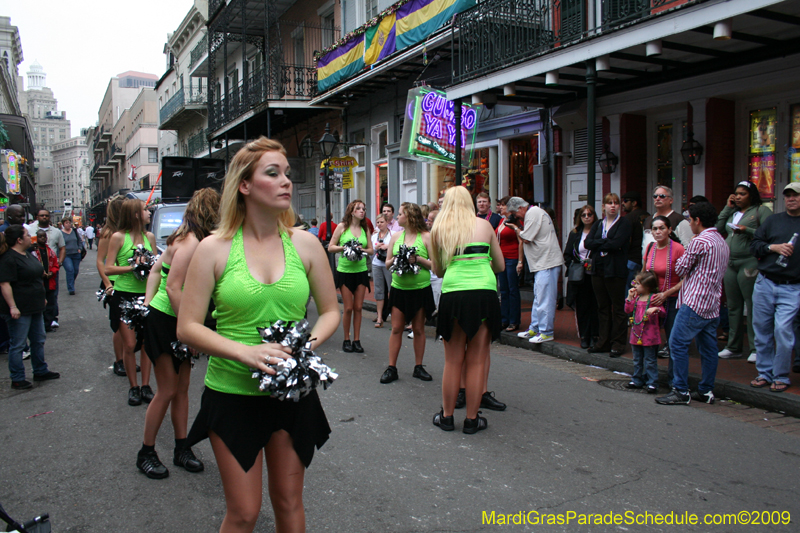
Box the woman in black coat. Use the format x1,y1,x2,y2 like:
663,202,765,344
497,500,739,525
584,193,632,356
564,205,599,349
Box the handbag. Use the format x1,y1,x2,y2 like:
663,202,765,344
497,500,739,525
567,261,585,282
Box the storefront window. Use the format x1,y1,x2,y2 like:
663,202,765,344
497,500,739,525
791,104,800,184
509,136,538,201
466,147,490,199
376,163,388,213
749,108,777,200
430,164,456,201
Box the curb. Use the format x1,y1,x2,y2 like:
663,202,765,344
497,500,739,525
344,296,800,417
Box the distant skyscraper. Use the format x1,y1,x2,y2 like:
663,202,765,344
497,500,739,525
17,61,71,202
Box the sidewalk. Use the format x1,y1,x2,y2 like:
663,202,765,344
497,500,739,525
348,281,800,417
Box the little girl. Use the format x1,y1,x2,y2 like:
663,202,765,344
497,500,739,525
624,271,666,393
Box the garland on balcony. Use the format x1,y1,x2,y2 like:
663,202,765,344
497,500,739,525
314,0,414,61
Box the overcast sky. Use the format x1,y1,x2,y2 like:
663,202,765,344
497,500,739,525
5,1,195,137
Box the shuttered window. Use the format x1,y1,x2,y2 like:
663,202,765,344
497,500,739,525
572,123,604,164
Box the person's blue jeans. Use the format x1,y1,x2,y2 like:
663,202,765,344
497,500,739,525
632,344,658,387
527,265,560,336
625,260,642,295
794,312,800,369
499,258,521,327
63,252,82,293
3,312,48,382
752,274,800,386
669,305,720,394
664,297,678,387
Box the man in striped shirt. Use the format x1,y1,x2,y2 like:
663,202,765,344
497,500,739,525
656,202,730,406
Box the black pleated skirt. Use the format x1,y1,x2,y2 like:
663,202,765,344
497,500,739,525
187,387,331,472
436,289,502,342
388,285,435,321
144,307,185,374
335,270,371,294
110,289,144,352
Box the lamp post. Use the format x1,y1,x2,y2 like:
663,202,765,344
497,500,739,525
318,124,338,245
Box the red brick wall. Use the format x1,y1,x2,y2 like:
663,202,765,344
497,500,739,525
705,98,735,210
619,114,647,201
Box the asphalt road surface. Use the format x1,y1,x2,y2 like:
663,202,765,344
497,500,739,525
1,249,799,532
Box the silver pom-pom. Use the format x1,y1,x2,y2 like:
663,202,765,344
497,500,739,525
252,319,338,401
127,244,158,281
96,287,113,308
170,340,206,367
389,244,420,276
342,239,364,262
119,296,150,329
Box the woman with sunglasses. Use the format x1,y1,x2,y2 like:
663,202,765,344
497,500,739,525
715,180,772,362
563,205,599,349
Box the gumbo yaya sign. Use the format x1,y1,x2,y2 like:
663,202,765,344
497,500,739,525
401,87,477,165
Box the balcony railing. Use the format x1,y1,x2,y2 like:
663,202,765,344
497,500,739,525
208,64,316,131
453,0,693,84
187,130,208,157
190,33,209,70
209,0,226,20
160,87,208,126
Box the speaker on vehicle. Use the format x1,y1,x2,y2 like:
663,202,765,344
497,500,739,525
161,157,195,201
194,158,226,193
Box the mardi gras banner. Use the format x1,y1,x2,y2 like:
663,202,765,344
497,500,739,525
365,13,396,66
396,0,474,51
317,34,365,92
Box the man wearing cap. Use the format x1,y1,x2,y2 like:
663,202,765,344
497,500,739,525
622,191,649,290
749,182,800,393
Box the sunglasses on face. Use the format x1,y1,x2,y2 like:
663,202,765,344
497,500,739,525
581,213,593,218
653,194,670,199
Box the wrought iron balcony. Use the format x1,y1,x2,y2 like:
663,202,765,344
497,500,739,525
208,64,317,132
453,0,693,85
189,33,209,72
187,130,208,157
159,87,208,130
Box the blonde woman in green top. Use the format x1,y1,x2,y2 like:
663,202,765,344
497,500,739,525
177,137,340,533
105,199,156,406
95,197,125,376
328,199,373,353
430,187,505,434
380,202,435,384
135,188,220,480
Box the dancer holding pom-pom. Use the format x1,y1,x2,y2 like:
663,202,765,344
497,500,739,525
328,200,373,353
178,137,340,533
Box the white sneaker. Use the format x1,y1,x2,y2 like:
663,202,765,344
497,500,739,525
517,329,538,339
747,353,757,363
51,320,59,328
407,331,414,339
718,348,742,359
22,349,31,360
529,333,554,344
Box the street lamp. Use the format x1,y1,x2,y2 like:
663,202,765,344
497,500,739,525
680,130,704,166
300,137,315,160
318,123,338,244
598,145,619,174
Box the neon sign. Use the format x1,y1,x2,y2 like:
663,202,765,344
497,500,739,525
400,88,477,165
6,151,19,194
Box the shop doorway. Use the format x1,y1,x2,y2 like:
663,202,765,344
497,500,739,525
375,163,388,213
509,136,538,201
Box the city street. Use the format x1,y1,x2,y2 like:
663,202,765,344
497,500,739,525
2,250,800,532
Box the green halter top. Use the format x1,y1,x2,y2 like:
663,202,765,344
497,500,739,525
336,225,368,273
114,232,152,293
441,242,497,293
205,227,310,395
149,262,174,317
391,231,431,290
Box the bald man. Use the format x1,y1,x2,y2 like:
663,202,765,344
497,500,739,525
0,204,25,232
